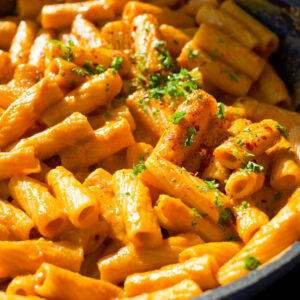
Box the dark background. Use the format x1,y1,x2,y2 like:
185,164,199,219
250,259,300,299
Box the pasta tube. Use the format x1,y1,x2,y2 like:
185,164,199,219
154,195,228,242
217,188,300,285
183,0,221,16
99,151,128,175
0,21,17,50
269,143,300,192
41,1,115,29
123,1,195,27
100,21,132,50
0,291,44,300
201,157,231,189
124,255,218,296
9,113,94,160
152,89,217,165
88,105,136,130
234,97,300,132
113,169,162,248
0,239,83,278
45,42,131,76
126,142,153,167
71,15,103,48
225,168,265,199
145,155,232,224
196,5,258,50
234,206,269,243
45,58,90,89
56,220,108,254
193,24,265,81
0,199,34,241
41,69,122,126
0,180,10,199
59,119,135,170
98,233,204,284
0,147,40,180
121,279,202,300
214,119,280,169
178,42,252,97
159,24,191,58
12,65,42,88
0,77,63,149
0,85,26,109
47,166,99,229
179,242,242,266
84,169,128,244
220,0,279,57
6,274,37,296
0,51,14,83
228,118,252,136
127,90,172,138
28,29,56,71
9,175,68,239
249,62,292,107
33,263,124,300
9,20,38,66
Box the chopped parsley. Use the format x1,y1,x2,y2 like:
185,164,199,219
130,163,147,178
274,193,281,200
82,61,105,76
242,161,264,174
137,97,149,112
192,208,201,218
199,179,219,191
235,201,250,212
213,196,224,209
171,111,186,124
244,151,255,158
233,149,239,157
244,256,261,271
152,109,160,116
215,102,226,119
183,127,198,146
110,56,124,72
191,220,197,227
209,54,216,61
116,191,130,196
153,40,175,70
242,128,252,133
218,207,233,227
274,124,289,137
188,49,198,60
222,69,239,82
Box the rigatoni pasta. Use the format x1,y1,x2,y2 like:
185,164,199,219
0,0,299,299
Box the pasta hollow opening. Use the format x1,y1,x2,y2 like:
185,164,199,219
45,217,65,234
78,206,97,224
230,179,248,194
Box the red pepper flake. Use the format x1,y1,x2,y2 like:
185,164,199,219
245,142,254,150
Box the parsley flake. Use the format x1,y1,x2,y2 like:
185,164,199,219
274,124,289,137
171,111,186,124
188,49,198,60
215,102,226,119
183,127,198,146
244,256,261,271
130,163,147,178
